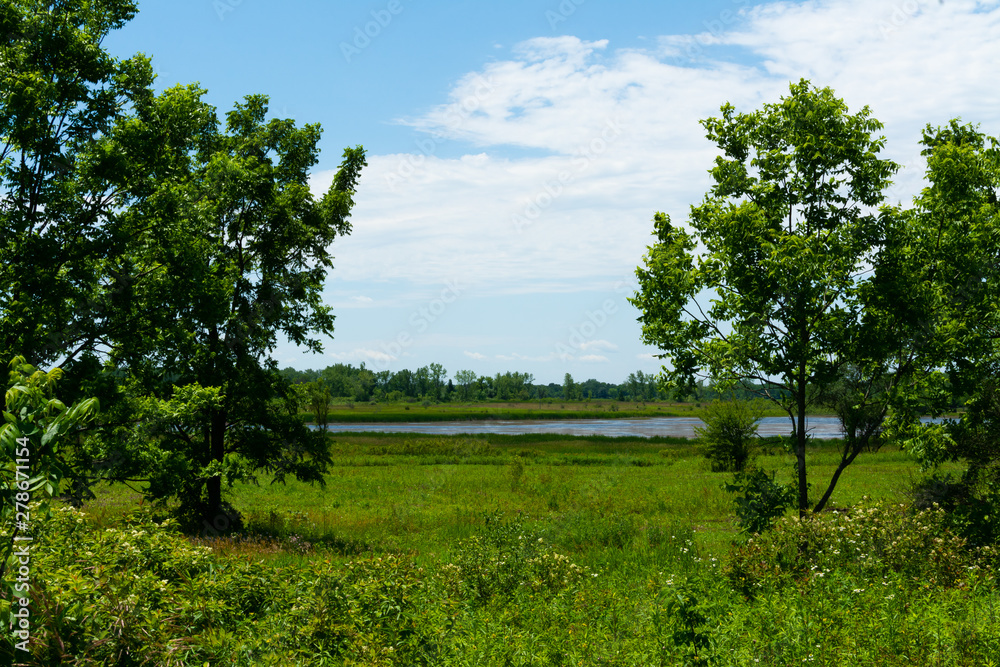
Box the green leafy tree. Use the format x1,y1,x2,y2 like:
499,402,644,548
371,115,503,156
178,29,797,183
387,368,416,398
949,382,1000,488
0,0,155,374
492,371,534,401
563,373,579,401
93,89,366,525
319,364,352,398
306,380,332,432
0,1,367,527
454,369,477,401
623,371,657,402
349,365,376,402
427,363,447,400
632,80,902,514
413,365,430,398
819,121,1000,513
889,121,1000,511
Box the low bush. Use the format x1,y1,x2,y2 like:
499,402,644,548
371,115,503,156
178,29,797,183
696,399,764,472
2,506,286,665
4,496,1000,665
291,554,447,665
445,511,588,603
725,465,797,534
725,499,1000,596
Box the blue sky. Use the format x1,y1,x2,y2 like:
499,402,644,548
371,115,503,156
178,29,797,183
104,0,1000,385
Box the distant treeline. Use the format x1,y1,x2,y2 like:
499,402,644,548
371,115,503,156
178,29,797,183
278,364,770,403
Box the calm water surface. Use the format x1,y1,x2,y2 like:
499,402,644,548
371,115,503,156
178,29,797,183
312,416,871,439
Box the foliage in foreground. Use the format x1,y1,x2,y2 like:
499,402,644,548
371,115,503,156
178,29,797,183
3,500,999,666
725,465,798,535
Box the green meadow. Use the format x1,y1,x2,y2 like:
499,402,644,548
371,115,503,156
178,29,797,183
22,432,997,666
301,399,821,424
227,434,923,556
305,400,708,423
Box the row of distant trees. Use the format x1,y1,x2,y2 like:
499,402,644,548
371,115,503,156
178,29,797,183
277,365,713,403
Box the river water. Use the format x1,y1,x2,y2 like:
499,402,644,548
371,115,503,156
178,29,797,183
311,416,864,439
312,416,951,439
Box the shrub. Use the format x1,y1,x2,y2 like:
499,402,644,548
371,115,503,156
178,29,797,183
445,511,587,602
725,499,1000,596
911,474,1000,548
293,553,446,665
948,380,1000,491
696,399,763,472
725,466,797,535
3,505,285,665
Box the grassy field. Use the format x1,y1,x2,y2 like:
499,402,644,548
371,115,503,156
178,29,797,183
82,431,953,563
307,400,706,423
216,433,928,558
306,399,821,423
17,432,996,666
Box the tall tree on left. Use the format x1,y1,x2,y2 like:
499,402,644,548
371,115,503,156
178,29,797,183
0,1,366,527
0,0,151,370
95,88,365,528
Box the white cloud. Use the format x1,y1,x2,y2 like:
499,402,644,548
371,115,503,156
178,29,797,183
496,352,558,363
579,339,619,352
350,295,374,304
464,351,487,360
314,0,1000,300
327,348,396,364
579,354,611,363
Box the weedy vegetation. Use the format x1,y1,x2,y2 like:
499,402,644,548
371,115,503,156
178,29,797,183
3,432,998,666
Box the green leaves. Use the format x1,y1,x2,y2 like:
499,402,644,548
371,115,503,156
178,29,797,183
85,85,365,521
0,0,366,529
0,0,151,368
0,356,99,610
633,80,910,513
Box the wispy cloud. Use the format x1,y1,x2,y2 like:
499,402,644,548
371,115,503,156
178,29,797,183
579,339,619,352
327,348,396,364
315,0,1000,298
292,0,1000,381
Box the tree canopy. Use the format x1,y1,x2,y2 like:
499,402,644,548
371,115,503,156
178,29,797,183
630,79,976,514
0,0,366,527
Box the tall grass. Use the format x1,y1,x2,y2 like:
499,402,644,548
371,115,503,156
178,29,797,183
7,432,985,665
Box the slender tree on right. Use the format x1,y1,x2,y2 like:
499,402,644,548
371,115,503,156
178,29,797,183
632,80,921,515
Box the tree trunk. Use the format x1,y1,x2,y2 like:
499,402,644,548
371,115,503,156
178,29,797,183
813,454,856,514
204,323,225,524
796,371,809,517
206,406,226,521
